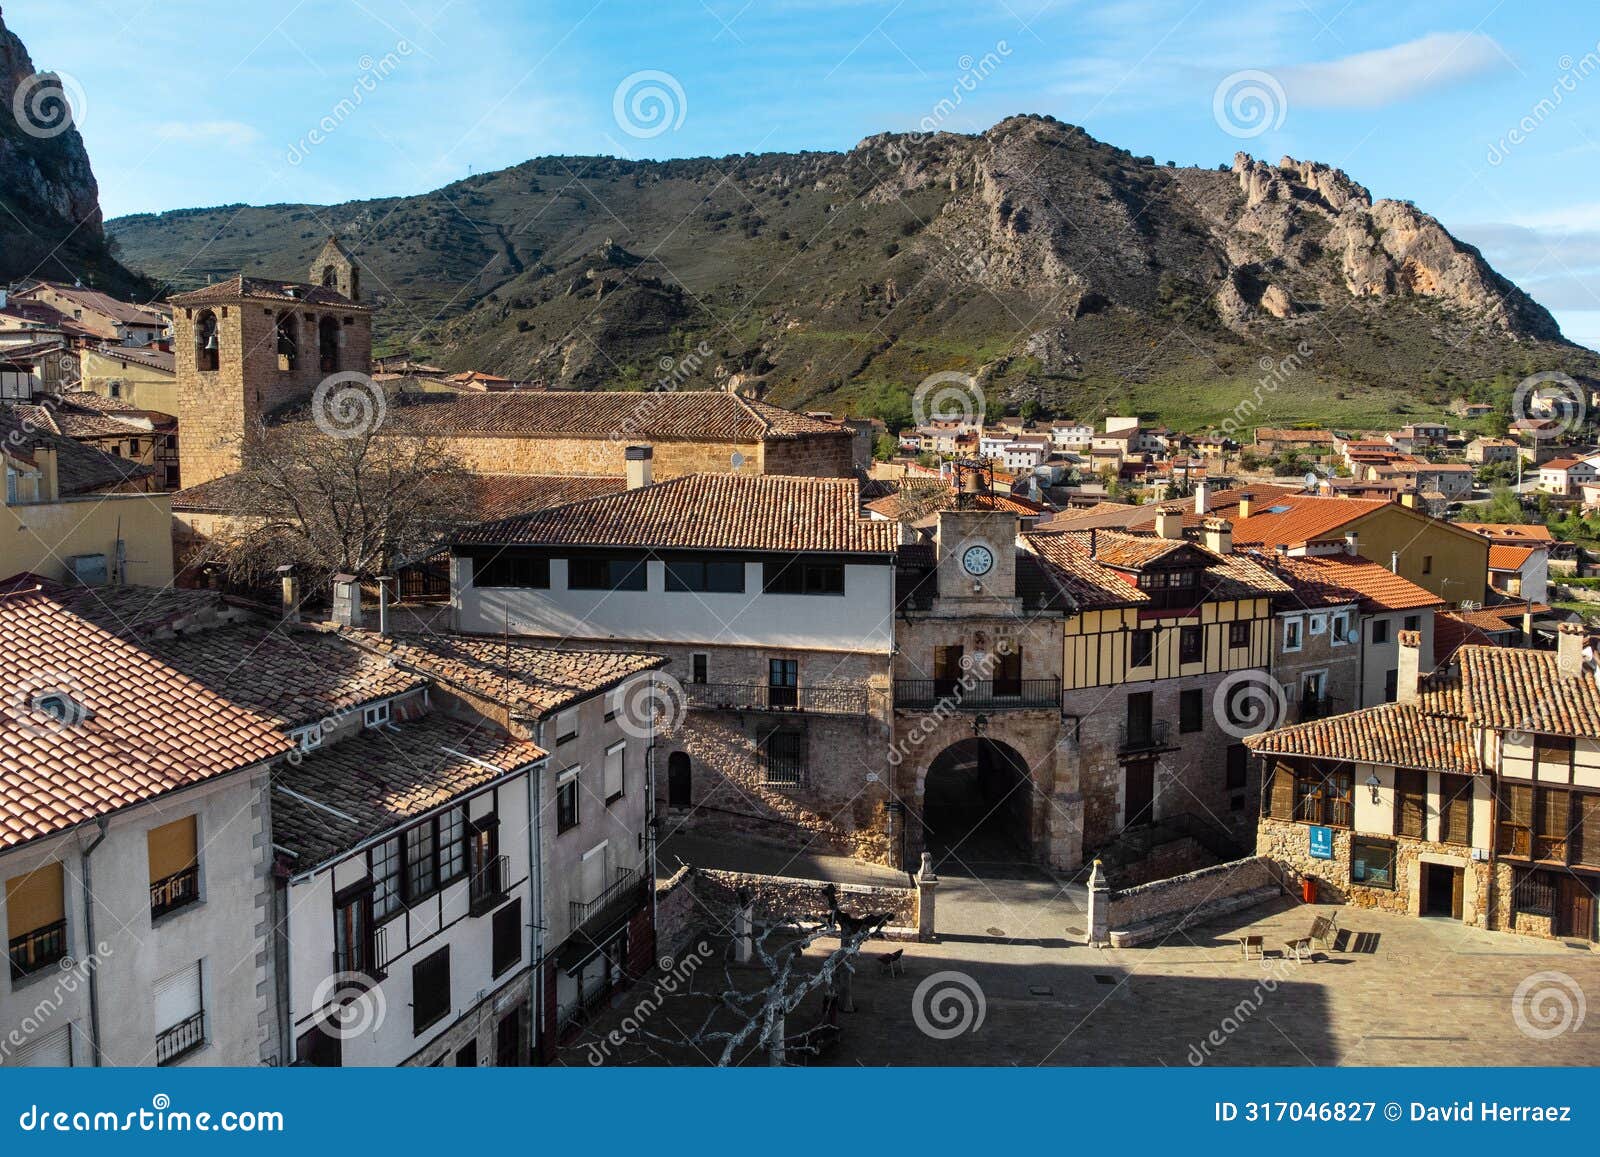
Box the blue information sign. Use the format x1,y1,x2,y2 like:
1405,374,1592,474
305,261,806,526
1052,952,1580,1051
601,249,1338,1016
1309,825,1334,859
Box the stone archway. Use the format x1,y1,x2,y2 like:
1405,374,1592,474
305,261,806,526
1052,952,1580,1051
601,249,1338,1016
921,737,1034,867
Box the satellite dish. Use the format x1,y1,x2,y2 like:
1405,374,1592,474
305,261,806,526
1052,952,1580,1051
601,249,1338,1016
1303,471,1318,490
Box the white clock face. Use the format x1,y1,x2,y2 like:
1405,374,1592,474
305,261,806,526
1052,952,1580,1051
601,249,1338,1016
962,545,995,576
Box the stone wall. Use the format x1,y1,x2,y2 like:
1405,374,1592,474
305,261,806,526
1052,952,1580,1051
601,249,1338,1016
698,868,918,930
654,865,700,965
1108,855,1282,931
758,432,856,478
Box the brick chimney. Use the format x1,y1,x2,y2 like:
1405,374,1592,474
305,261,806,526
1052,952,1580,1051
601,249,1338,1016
331,574,363,629
1558,622,1585,680
625,444,653,489
1203,517,1232,555
1154,507,1182,540
1397,629,1422,703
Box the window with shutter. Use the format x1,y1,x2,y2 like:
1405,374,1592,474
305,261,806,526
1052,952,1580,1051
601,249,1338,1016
556,708,579,744
14,1024,72,1067
1268,763,1296,820
1498,783,1534,858
1534,789,1571,862
1395,770,1427,839
603,742,625,803
147,815,200,918
1573,793,1600,867
153,960,205,1064
6,861,66,978
1439,774,1473,846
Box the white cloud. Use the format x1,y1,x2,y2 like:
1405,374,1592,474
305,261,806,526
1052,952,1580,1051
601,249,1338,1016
1278,32,1509,109
153,120,262,147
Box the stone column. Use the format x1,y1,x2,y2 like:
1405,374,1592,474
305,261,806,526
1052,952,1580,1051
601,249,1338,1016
916,852,939,942
1087,859,1110,947
733,888,754,964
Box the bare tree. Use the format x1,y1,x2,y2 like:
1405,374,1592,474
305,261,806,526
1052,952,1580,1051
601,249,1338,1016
191,421,475,591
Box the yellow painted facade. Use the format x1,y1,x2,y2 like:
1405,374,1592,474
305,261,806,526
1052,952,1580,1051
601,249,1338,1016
1340,504,1489,603
79,348,179,414
1,489,174,586
1061,597,1274,689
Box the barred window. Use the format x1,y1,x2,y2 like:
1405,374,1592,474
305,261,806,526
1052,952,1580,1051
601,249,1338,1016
761,729,807,786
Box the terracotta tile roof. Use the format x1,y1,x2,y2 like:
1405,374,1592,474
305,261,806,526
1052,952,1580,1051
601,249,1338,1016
1243,695,1481,774
171,470,621,522
1021,532,1143,609
0,405,155,493
0,589,290,850
24,284,165,327
1434,612,1496,666
1228,495,1390,548
272,713,544,869
454,474,898,554
1088,532,1191,570
1488,545,1537,570
380,390,845,442
169,275,369,311
1021,530,1288,610
1035,501,1151,530
1256,553,1444,613
84,345,174,374
1455,523,1555,544
332,628,666,718
1539,457,1590,471
864,480,1047,522
54,590,427,729
1458,645,1600,738
1450,604,1546,633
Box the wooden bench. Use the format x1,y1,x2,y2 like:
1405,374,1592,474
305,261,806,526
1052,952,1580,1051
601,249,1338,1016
1284,913,1339,963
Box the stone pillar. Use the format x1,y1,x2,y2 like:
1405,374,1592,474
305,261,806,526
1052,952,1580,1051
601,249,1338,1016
1087,859,1110,947
768,1013,785,1066
916,852,939,942
733,888,754,964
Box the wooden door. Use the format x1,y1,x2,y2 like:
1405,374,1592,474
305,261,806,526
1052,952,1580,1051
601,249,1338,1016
1450,866,1464,920
1125,761,1155,828
1557,876,1597,940
667,752,692,809
933,645,964,698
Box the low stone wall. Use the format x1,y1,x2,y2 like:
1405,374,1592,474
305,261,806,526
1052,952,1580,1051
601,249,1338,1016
1109,836,1218,889
698,868,918,931
1108,855,1282,932
654,865,699,965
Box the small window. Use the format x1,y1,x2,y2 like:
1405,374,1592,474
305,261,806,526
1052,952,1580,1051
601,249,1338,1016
1350,838,1396,889
691,653,708,684
1403,614,1420,633
762,556,845,596
5,861,66,980
1308,614,1327,636
1330,612,1352,645
556,708,578,745
370,837,402,920
1129,629,1154,668
1228,621,1250,648
1283,618,1303,652
761,729,807,786
363,702,390,729
557,770,580,833
1225,743,1247,790
1371,619,1390,645
292,724,322,752
1179,626,1203,665
568,556,647,591
411,948,451,1036
474,554,549,589
148,815,200,919
664,557,745,593
1421,555,1433,575
1178,688,1203,733
603,741,625,804
492,898,521,978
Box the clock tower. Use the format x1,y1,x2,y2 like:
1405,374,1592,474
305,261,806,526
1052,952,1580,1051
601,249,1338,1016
932,508,1021,614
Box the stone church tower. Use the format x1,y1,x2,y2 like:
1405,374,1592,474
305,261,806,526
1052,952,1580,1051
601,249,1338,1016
169,243,374,488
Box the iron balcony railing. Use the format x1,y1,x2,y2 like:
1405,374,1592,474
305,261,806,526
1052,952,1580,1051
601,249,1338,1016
333,925,388,980
470,855,510,916
569,866,641,930
892,678,1061,711
685,681,871,716
7,918,67,981
1118,718,1173,753
155,1010,205,1066
150,864,200,919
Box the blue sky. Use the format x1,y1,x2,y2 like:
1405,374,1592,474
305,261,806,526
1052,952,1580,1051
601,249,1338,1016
9,0,1600,347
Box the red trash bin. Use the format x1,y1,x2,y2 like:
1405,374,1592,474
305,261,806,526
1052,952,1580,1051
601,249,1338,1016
1301,877,1317,905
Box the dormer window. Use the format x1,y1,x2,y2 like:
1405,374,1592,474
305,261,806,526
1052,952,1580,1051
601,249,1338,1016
291,724,323,753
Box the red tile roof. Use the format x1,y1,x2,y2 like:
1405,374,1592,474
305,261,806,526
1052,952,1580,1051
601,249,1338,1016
454,474,897,554
0,588,290,850
1258,553,1444,613
1459,645,1600,738
169,275,369,311
1244,677,1480,774
1487,545,1537,571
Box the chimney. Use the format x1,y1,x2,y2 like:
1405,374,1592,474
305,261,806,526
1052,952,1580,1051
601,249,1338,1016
1344,531,1358,557
1397,630,1422,703
276,565,300,624
1154,507,1182,540
1203,517,1233,555
1193,478,1210,515
1522,608,1534,644
1236,491,1255,520
32,444,57,502
376,575,393,636
331,574,364,629
1558,622,1585,680
625,444,653,489
1399,488,1417,509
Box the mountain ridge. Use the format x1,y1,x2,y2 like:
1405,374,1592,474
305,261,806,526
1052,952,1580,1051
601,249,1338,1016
107,115,1597,430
